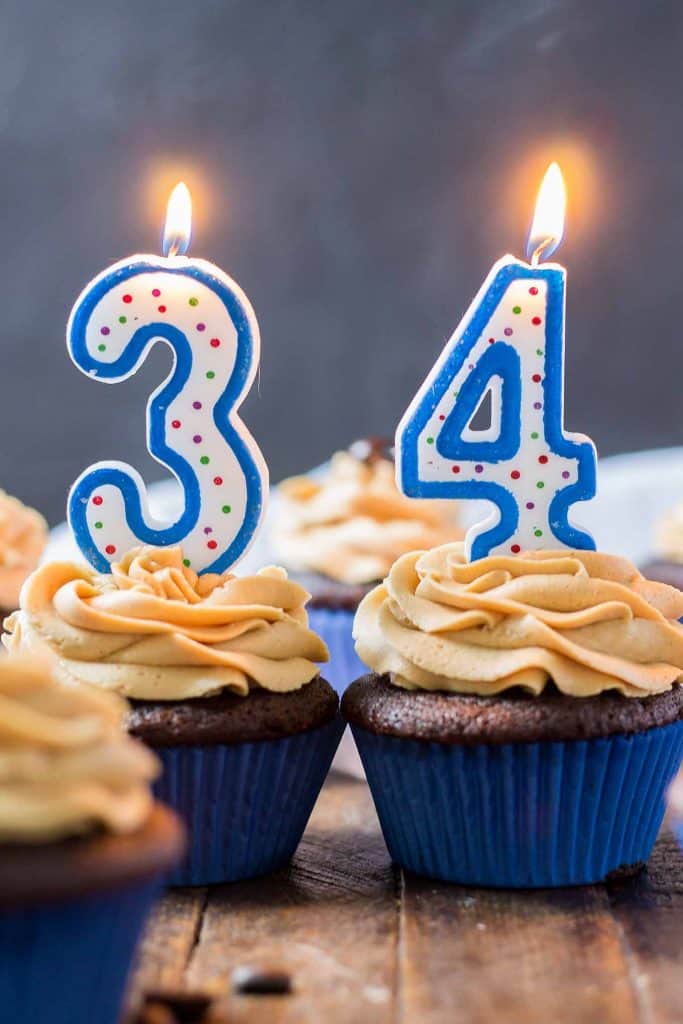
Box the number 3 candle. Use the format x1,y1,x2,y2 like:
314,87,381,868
67,183,267,575
396,163,597,561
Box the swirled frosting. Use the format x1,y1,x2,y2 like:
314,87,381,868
274,450,462,585
0,654,158,842
656,503,683,563
354,542,683,697
4,546,328,700
0,491,47,612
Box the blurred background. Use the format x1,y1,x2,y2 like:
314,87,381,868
1,0,680,524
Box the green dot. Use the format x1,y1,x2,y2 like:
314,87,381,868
512,305,522,315
426,437,434,445
189,297,199,306
536,348,543,356
206,371,215,380
222,505,232,514
534,529,543,538
453,390,459,398
200,455,210,465
94,521,103,529
183,558,191,567
531,432,539,440
98,343,106,352
118,315,127,324
536,481,545,489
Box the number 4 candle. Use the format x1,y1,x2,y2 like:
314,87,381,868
67,183,268,575
396,163,597,561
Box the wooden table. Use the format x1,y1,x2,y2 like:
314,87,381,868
130,772,683,1024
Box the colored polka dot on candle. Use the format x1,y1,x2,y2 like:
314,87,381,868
532,317,542,326
172,420,181,429
475,464,483,473
189,297,199,306
98,344,106,352
511,544,521,554
531,431,539,439
100,326,110,336
526,501,535,510
204,526,213,535
536,349,543,356
193,401,202,410
512,305,521,315
534,529,543,538
122,294,132,304
105,544,116,555
438,414,445,421
538,454,548,464
504,327,513,337
488,337,495,345
94,521,103,529
93,496,103,506
529,286,538,295
119,316,127,324
511,470,520,480
196,323,206,332
193,435,202,444
210,338,220,348
562,470,570,479
200,456,210,465
207,539,218,550
152,288,161,297
426,437,434,445
214,476,223,486
532,374,542,383
451,465,460,474
533,401,542,410
536,481,545,489
183,558,191,567
158,305,167,313
206,371,215,380
222,505,231,514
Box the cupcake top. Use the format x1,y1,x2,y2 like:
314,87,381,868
273,441,462,585
656,503,683,565
0,653,158,843
4,545,329,701
354,542,683,698
0,490,48,612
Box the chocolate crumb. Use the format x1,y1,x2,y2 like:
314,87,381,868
232,965,293,995
143,988,213,1022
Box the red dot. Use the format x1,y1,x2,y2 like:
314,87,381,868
532,374,542,383
529,286,538,295
171,420,181,429
158,305,167,313
213,477,223,486
210,338,221,348
488,337,495,345
511,544,521,554
92,495,103,506
511,470,520,480
538,454,549,464
439,414,445,421
207,539,218,550
105,544,116,555
532,316,542,326
152,288,161,297
451,465,460,474
122,294,132,304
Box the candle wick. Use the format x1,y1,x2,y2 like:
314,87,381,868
530,236,553,267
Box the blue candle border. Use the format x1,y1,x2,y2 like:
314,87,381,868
68,260,264,575
397,260,596,557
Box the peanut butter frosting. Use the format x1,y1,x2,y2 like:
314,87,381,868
0,654,158,842
274,449,462,585
0,490,48,612
354,542,683,697
4,546,328,700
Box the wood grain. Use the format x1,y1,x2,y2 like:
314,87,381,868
129,775,683,1024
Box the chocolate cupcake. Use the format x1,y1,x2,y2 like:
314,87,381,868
344,543,683,887
0,489,48,620
0,653,183,1024
272,438,462,698
5,545,343,884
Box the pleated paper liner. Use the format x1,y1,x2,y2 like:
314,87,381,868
0,877,160,1024
308,607,367,776
352,720,683,888
155,714,344,886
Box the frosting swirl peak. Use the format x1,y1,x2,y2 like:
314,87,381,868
274,449,462,585
0,654,158,842
354,542,683,697
4,546,328,700
0,490,47,612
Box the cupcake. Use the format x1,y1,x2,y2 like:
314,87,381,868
667,768,683,850
641,501,683,589
0,653,183,1024
5,545,343,885
343,543,683,888
0,489,47,619
272,438,462,696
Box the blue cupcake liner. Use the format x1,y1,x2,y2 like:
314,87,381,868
0,876,160,1024
307,607,366,697
155,714,344,886
351,720,683,887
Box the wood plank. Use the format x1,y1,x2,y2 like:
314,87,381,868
606,830,683,1024
399,875,640,1024
185,774,398,1023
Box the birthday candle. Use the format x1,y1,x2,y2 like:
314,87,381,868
67,183,267,575
396,163,596,561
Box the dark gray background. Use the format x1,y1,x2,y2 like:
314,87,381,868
1,0,680,525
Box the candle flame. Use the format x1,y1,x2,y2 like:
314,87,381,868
163,182,192,257
526,162,565,264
